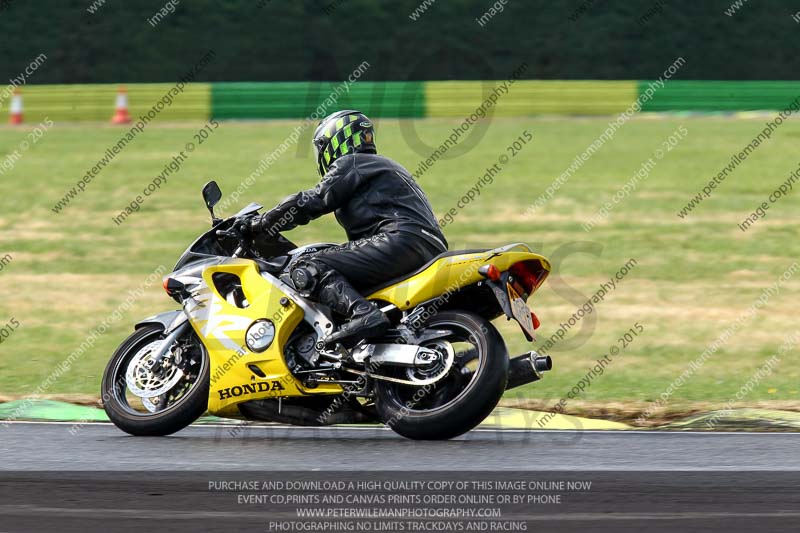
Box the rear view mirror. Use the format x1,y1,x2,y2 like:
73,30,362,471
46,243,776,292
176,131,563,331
202,181,222,209
202,181,222,223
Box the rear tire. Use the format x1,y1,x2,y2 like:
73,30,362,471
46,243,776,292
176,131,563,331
101,324,209,436
374,310,508,440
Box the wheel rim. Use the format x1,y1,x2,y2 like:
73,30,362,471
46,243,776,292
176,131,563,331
110,329,207,417
382,320,484,414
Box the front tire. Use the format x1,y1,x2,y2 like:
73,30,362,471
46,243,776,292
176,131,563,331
101,324,209,436
374,310,508,440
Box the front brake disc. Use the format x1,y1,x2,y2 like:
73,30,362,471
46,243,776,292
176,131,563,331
125,340,185,399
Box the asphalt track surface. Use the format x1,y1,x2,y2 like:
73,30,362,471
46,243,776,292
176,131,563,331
2,422,800,532
3,421,800,470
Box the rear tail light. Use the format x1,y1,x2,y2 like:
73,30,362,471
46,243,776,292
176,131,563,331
510,261,545,295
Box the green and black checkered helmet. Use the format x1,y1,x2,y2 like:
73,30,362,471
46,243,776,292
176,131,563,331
312,110,376,176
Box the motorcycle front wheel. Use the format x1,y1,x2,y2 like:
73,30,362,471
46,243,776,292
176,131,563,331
101,323,209,436
374,310,509,440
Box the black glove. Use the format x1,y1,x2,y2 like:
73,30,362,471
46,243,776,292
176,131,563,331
244,211,278,236
239,215,261,236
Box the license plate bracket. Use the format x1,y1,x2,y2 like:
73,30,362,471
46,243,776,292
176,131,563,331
508,283,536,340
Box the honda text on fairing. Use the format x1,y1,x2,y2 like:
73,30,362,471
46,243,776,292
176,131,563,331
102,182,553,440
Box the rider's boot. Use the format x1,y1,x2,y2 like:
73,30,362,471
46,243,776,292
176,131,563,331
317,272,389,345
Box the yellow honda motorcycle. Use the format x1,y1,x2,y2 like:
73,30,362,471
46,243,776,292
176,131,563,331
102,181,552,440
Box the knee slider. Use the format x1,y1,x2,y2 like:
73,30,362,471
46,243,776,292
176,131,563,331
290,266,319,293
290,260,331,295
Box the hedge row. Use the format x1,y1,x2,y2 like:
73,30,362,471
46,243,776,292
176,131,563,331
3,1,800,83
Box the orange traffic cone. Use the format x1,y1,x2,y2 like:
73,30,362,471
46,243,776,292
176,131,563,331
9,88,23,125
111,86,131,124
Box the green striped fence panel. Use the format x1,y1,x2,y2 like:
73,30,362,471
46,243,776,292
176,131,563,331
638,81,800,112
210,81,426,119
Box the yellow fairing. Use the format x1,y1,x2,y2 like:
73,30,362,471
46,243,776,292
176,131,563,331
184,259,342,416
368,244,551,309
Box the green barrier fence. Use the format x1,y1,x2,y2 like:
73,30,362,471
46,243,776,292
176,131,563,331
638,81,800,112
210,81,426,120
6,81,800,123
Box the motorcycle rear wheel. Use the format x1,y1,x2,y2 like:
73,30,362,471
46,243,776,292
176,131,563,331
374,310,508,440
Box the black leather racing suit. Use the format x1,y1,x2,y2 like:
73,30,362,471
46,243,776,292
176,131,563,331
260,152,448,295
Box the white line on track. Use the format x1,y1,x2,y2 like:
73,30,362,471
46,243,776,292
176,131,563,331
2,420,800,436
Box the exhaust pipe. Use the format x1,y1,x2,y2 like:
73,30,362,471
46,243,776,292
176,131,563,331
506,351,552,390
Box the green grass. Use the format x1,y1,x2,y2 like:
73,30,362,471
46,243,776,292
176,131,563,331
0,116,798,410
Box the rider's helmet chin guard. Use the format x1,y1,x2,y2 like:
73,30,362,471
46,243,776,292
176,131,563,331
312,110,377,176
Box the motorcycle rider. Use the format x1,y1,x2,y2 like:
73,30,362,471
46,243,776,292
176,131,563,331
247,110,448,345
